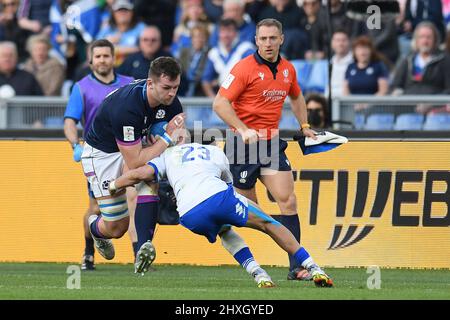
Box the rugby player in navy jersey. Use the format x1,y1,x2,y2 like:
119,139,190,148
81,57,185,270
64,39,134,271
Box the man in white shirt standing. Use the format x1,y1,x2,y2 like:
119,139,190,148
330,29,353,97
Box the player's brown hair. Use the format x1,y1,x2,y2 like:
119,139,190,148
89,39,115,62
148,56,182,81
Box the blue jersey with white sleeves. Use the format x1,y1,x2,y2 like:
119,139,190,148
85,79,183,153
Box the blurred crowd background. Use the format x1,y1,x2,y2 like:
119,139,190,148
0,0,449,130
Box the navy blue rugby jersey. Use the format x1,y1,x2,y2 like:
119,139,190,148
85,79,183,153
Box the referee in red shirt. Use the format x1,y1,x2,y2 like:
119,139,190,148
213,18,317,281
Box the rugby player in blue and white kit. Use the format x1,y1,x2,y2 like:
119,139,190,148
108,137,334,288
81,57,185,268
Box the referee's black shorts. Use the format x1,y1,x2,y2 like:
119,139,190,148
224,133,291,190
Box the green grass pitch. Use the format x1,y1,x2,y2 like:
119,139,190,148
0,263,449,300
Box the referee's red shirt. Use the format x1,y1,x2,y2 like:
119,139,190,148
218,52,301,140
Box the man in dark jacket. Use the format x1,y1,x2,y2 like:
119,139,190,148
117,26,172,80
0,41,42,96
391,21,450,95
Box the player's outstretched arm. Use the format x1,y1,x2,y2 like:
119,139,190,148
109,165,155,196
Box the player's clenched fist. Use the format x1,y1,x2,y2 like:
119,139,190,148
238,128,260,144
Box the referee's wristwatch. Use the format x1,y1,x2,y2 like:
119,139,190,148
301,123,311,130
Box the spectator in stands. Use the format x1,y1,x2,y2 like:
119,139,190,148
367,15,400,68
201,18,254,98
203,0,224,23
299,0,328,60
117,25,172,80
171,0,213,58
50,0,103,79
134,0,177,49
305,93,328,129
330,29,353,97
391,21,450,96
0,41,42,96
22,34,65,96
343,36,389,97
209,0,256,47
179,24,210,97
96,0,146,66
329,0,364,38
256,0,309,59
399,0,445,58
0,0,29,61
17,0,52,36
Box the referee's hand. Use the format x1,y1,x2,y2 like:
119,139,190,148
302,127,317,140
238,128,259,144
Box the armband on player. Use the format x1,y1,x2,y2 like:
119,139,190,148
160,132,173,146
149,121,173,146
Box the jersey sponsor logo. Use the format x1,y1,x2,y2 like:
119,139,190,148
156,109,166,119
262,89,287,102
239,171,247,184
123,126,135,141
258,72,265,80
221,74,235,89
235,202,246,218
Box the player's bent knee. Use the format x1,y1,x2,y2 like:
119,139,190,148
278,193,297,214
97,193,129,224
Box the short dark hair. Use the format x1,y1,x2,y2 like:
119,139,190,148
305,92,329,121
148,56,182,80
89,39,114,59
306,93,327,109
256,18,283,34
332,28,349,38
219,18,238,31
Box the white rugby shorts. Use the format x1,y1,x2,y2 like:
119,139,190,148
81,142,124,198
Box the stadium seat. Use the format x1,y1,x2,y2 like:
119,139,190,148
364,113,395,130
279,114,298,130
43,116,64,128
291,60,312,92
306,60,329,94
185,107,207,128
205,109,227,129
354,113,365,130
291,59,329,94
423,113,450,130
393,113,424,130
